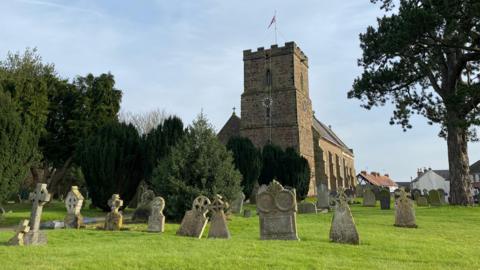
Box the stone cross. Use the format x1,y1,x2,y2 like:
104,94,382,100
208,194,231,239
329,188,360,245
28,183,51,233
108,194,123,213
8,219,30,246
176,195,211,238
64,186,84,228
105,194,124,230
148,196,166,232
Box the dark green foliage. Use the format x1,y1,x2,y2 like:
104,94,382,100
257,144,311,201
0,91,32,202
349,0,480,205
279,148,311,201
142,116,184,182
76,122,143,211
258,144,284,185
151,113,242,221
226,136,262,197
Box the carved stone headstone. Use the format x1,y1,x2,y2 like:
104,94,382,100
329,188,360,245
437,189,446,204
8,220,30,246
231,192,245,214
316,183,330,210
363,188,376,207
411,189,421,200
64,186,84,229
257,180,299,240
394,188,417,228
23,183,51,245
428,190,442,206
298,202,317,214
147,196,165,232
208,194,230,239
132,189,155,222
415,196,429,207
104,194,123,230
177,195,211,238
379,189,391,210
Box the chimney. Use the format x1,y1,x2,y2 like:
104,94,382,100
417,168,422,177
371,171,377,176
384,173,389,178
361,170,367,175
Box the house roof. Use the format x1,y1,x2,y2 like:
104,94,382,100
433,170,450,180
312,117,353,156
470,160,480,173
358,171,398,187
217,112,241,144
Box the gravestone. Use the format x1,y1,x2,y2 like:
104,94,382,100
355,185,363,197
297,202,317,214
64,186,84,229
393,189,401,200
411,189,421,200
243,209,252,218
379,189,391,210
147,196,165,232
437,189,446,204
316,183,330,210
177,195,211,238
423,189,429,196
329,188,360,245
23,183,51,245
231,192,245,214
428,190,442,206
415,196,429,207
208,194,230,239
8,220,30,246
257,180,299,240
363,188,376,207
249,183,259,204
104,194,123,230
394,188,417,228
132,189,155,222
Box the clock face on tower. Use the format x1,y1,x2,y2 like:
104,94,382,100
263,97,272,108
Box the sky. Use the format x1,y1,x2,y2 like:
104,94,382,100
1,0,479,182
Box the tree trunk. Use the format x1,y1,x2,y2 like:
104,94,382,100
446,114,473,205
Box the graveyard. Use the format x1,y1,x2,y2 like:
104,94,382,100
0,197,479,270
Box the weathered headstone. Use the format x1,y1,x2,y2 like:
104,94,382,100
428,190,442,206
8,220,30,246
23,183,51,245
394,188,417,228
177,195,211,238
243,209,252,218
329,188,360,245
249,183,259,204
411,189,421,200
316,183,330,210
379,189,391,210
104,194,123,230
231,192,245,214
393,189,401,200
415,196,429,207
147,196,165,232
437,189,446,204
363,188,376,207
257,180,299,240
208,194,230,239
64,186,84,229
132,189,155,222
298,202,317,214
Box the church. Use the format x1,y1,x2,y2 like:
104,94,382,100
218,41,356,196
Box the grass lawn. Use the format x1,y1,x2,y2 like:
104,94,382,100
0,201,479,270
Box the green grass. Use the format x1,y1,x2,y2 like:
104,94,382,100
0,202,479,270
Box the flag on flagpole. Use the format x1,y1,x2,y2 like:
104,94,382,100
268,14,276,29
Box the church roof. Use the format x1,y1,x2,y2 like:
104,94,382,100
312,117,353,156
217,112,241,144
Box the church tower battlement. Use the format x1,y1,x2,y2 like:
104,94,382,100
240,41,315,195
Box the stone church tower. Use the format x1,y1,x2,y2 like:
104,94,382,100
240,42,316,195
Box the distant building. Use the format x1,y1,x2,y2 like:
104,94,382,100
411,168,450,196
470,160,480,189
356,171,398,192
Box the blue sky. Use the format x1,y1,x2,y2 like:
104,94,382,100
1,0,479,182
